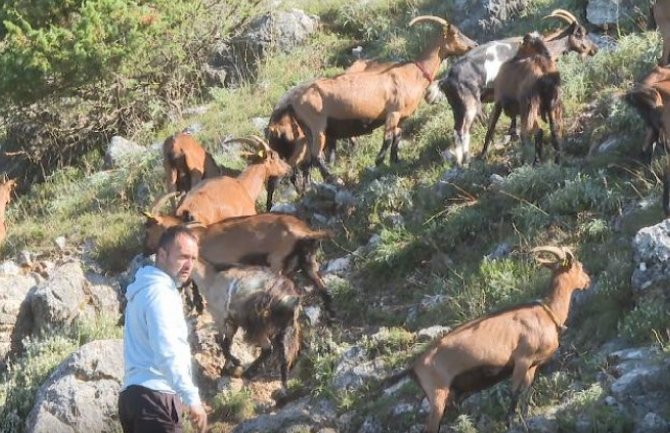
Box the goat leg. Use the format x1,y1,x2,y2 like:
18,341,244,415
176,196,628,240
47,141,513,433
533,128,544,166
375,136,394,166
479,103,503,160
217,333,241,369
243,347,272,379
390,132,402,164
508,117,519,141
548,114,561,164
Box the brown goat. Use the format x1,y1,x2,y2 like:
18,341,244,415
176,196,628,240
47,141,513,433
480,32,563,164
163,130,239,194
384,246,590,433
174,136,290,223
289,16,476,170
143,136,291,250
652,1,670,65
189,260,302,387
144,213,335,318
625,65,670,161
0,178,17,244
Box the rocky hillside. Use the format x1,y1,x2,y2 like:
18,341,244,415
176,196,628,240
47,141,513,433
2,0,670,433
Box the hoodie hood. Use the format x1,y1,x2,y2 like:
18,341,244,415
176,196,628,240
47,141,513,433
126,265,175,302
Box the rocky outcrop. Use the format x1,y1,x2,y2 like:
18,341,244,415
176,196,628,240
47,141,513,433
630,219,670,299
25,339,123,433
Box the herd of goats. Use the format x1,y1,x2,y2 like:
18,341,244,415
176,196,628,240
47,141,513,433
0,4,668,433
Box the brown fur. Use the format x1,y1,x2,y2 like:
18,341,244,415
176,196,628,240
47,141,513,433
143,212,335,317
174,144,290,224
163,131,239,194
264,16,476,209
481,33,563,164
388,247,590,433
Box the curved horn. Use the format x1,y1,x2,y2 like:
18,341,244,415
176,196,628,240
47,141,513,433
149,191,180,215
543,9,578,25
409,15,448,27
532,246,566,264
249,134,272,152
562,247,575,265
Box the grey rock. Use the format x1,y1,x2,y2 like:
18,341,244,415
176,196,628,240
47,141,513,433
333,346,386,391
232,398,336,433
630,219,670,298
358,417,382,433
0,272,40,367
270,203,298,214
323,256,352,275
587,0,636,27
25,340,123,433
635,412,669,433
417,325,451,342
104,136,145,168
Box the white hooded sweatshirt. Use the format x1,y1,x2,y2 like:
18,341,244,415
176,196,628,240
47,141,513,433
121,265,201,406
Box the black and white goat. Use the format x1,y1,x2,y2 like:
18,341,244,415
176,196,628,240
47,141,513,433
437,9,597,166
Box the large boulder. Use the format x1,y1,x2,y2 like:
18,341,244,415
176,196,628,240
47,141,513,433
104,136,145,168
232,397,336,433
25,339,123,433
586,0,639,27
630,219,670,299
0,264,42,369
29,260,121,336
207,10,319,86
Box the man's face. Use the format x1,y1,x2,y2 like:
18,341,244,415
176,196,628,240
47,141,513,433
156,233,198,285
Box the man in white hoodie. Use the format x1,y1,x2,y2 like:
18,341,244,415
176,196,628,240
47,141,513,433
119,226,207,433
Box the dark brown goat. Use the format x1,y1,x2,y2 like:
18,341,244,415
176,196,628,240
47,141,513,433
190,260,302,387
480,32,563,164
383,246,591,433
624,65,670,217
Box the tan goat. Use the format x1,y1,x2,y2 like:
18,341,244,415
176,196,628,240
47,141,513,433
383,246,590,433
174,136,290,223
288,15,476,174
0,178,17,244
163,131,239,194
143,213,335,318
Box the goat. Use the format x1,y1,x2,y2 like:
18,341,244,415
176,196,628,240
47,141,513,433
143,212,335,318
163,130,239,194
174,136,290,224
289,16,476,169
0,177,16,244
624,65,670,161
652,1,670,65
479,32,563,165
624,65,670,217
189,259,302,387
439,9,597,166
143,136,290,250
382,246,590,433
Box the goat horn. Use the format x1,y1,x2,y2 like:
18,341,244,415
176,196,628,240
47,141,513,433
532,246,566,263
249,134,272,152
543,9,578,25
409,15,449,27
149,191,180,215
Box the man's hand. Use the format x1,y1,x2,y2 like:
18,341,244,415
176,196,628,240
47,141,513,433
188,403,207,433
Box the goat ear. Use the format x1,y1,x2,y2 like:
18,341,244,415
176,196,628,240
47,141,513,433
257,149,267,159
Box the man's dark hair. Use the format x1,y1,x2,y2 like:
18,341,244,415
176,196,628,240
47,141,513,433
157,226,198,252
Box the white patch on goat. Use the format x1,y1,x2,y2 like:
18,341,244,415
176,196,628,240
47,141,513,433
484,42,512,86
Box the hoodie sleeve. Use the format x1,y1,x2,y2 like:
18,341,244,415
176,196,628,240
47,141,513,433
144,288,202,406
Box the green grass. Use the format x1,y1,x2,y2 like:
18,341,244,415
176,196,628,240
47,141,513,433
1,0,669,431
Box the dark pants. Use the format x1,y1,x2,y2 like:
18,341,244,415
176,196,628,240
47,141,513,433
118,385,183,433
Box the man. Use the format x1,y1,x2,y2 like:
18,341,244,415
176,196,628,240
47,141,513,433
119,226,207,433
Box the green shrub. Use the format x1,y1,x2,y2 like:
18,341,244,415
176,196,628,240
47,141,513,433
211,388,255,423
618,297,670,344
